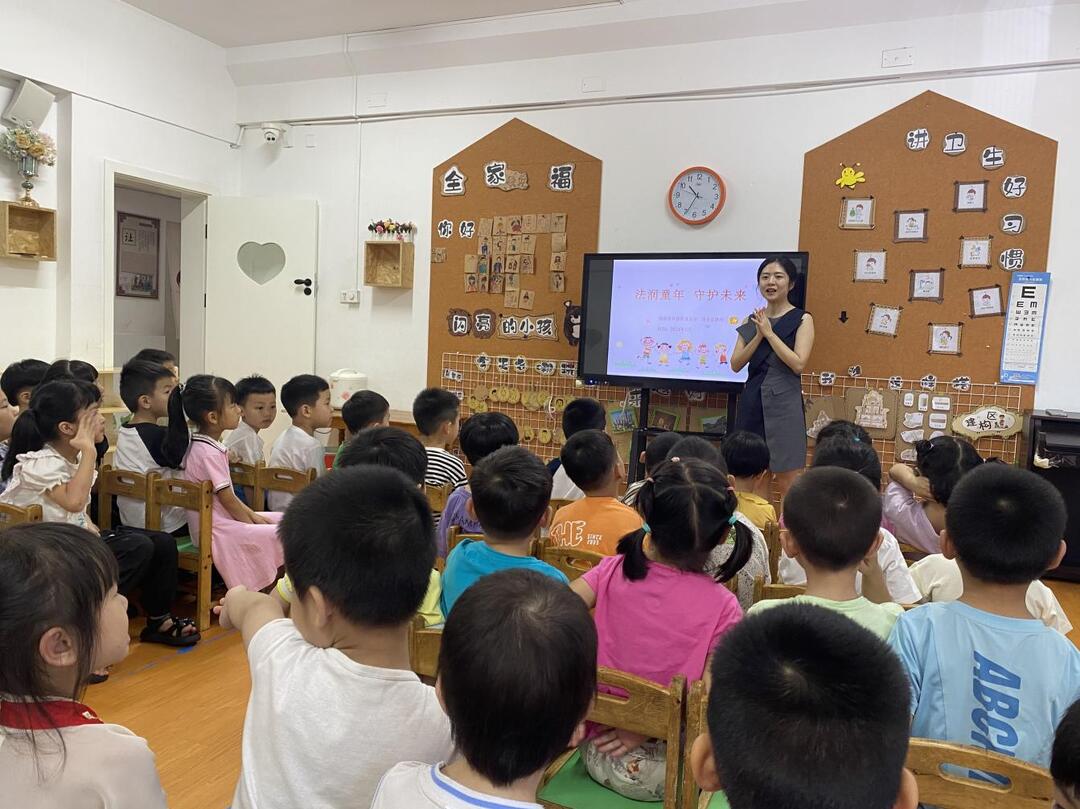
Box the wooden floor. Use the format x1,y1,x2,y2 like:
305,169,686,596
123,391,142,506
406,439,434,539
90,579,1080,809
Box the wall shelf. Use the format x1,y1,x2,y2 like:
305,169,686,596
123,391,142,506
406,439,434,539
363,240,414,289
0,202,56,261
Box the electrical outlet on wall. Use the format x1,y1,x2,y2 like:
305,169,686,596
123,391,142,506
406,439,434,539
339,288,360,304
882,47,914,68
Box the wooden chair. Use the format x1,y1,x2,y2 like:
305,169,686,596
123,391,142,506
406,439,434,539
446,525,485,556
763,521,781,582
549,498,576,515
539,539,604,582
539,669,687,809
751,575,806,605
408,614,443,680
0,503,43,530
258,465,316,510
905,738,1053,809
149,474,215,632
95,464,151,532
229,460,262,510
424,482,454,513
681,680,710,809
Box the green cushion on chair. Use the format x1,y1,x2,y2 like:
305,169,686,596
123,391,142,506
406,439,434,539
174,535,196,555
537,749,663,809
704,791,730,809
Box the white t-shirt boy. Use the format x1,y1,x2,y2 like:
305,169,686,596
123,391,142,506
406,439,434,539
225,420,265,466
372,762,542,809
231,619,453,809
267,425,324,511
114,423,187,533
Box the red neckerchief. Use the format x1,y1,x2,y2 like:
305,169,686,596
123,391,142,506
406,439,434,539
0,699,103,730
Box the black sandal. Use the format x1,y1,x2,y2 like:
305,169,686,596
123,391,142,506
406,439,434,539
140,616,201,647
88,671,109,684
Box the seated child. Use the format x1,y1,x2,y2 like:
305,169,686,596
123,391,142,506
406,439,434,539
889,463,1080,768
885,435,984,554
779,436,922,605
572,457,744,801
1,358,49,411
0,523,169,809
176,375,284,591
690,603,918,809
750,467,903,639
550,430,641,555
440,446,566,615
1,380,197,647
132,348,178,378
815,417,872,445
332,389,389,467
267,374,331,510
218,466,453,809
667,435,721,466
412,388,467,504
114,359,186,533
372,569,596,809
910,552,1072,634
721,430,776,530
1053,699,1080,809
225,375,277,465
0,386,17,490
436,412,519,557
550,397,607,501
620,431,679,507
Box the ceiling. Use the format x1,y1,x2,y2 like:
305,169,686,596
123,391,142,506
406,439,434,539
120,0,620,47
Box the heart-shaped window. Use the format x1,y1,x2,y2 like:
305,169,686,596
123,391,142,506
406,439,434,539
237,241,286,285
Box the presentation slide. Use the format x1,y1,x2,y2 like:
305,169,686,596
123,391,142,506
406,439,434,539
604,257,767,384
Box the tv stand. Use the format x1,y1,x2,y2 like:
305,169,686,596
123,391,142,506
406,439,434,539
627,388,740,482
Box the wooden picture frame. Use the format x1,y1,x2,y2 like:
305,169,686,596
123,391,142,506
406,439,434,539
969,285,1004,318
908,268,945,303
867,303,902,337
839,197,875,230
954,180,988,213
853,249,887,283
116,212,161,299
958,236,993,269
928,322,963,356
894,209,928,243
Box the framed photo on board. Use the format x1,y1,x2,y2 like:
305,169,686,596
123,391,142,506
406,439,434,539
839,197,875,229
894,209,928,243
958,236,992,268
969,285,1003,318
867,303,902,337
928,323,963,355
853,250,887,282
909,269,944,303
116,212,160,299
954,180,988,212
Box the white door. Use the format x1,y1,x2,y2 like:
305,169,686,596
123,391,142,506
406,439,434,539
202,197,319,443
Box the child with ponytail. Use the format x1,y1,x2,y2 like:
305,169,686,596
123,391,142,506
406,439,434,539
171,375,283,590
570,457,745,802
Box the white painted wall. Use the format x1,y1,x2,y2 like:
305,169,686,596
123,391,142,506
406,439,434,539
113,186,180,365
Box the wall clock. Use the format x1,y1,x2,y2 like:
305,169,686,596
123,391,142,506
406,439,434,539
668,166,726,225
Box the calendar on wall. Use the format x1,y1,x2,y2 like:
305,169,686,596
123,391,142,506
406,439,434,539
1000,272,1050,385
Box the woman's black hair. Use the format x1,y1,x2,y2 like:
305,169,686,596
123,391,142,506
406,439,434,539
757,256,799,291
41,360,99,386
1,380,100,482
161,374,237,467
0,523,118,777
914,435,984,505
617,457,752,584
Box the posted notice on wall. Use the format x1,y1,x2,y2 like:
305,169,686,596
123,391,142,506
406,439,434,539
999,272,1050,385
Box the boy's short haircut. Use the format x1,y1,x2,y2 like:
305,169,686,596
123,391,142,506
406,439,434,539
812,436,882,490
280,466,435,625
338,426,427,486
722,430,771,478
119,359,175,412
1,359,49,403
235,375,276,405
458,412,520,466
783,466,882,570
644,432,681,474
470,446,552,538
440,569,597,787
412,387,461,436
561,429,617,491
561,397,606,437
280,374,329,417
815,419,872,446
132,348,177,366
341,390,390,434
946,463,1066,585
1052,699,1080,798
708,603,911,809
668,435,723,470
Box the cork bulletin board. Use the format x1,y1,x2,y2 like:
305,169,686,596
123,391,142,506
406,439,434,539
798,91,1057,412
427,118,602,386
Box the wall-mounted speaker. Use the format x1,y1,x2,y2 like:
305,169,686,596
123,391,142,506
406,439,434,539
2,79,55,128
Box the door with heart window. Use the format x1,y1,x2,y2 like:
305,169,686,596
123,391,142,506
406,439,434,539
201,197,319,439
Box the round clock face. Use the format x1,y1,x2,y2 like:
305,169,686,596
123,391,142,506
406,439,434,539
669,167,726,225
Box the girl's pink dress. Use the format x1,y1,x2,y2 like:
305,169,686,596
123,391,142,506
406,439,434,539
182,434,284,590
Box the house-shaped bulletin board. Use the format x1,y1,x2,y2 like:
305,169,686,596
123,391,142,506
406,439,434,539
798,91,1057,412
426,118,602,386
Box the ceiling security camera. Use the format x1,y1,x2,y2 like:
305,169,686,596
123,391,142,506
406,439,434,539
260,123,291,146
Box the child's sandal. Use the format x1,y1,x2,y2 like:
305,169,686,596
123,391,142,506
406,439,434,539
140,616,201,647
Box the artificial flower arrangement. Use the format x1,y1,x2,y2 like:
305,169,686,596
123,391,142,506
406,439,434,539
368,219,416,239
1,125,57,166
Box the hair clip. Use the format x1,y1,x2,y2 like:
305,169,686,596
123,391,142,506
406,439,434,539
727,515,739,526
641,522,651,535
175,382,185,394
669,456,681,463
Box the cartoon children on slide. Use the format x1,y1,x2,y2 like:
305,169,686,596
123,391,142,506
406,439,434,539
697,343,709,367
640,336,655,364
714,343,728,365
657,342,672,366
677,340,693,365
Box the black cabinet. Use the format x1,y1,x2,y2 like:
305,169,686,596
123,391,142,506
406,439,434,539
1027,410,1080,582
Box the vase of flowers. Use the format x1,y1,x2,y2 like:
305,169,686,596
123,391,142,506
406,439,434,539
1,126,56,207
368,219,416,242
